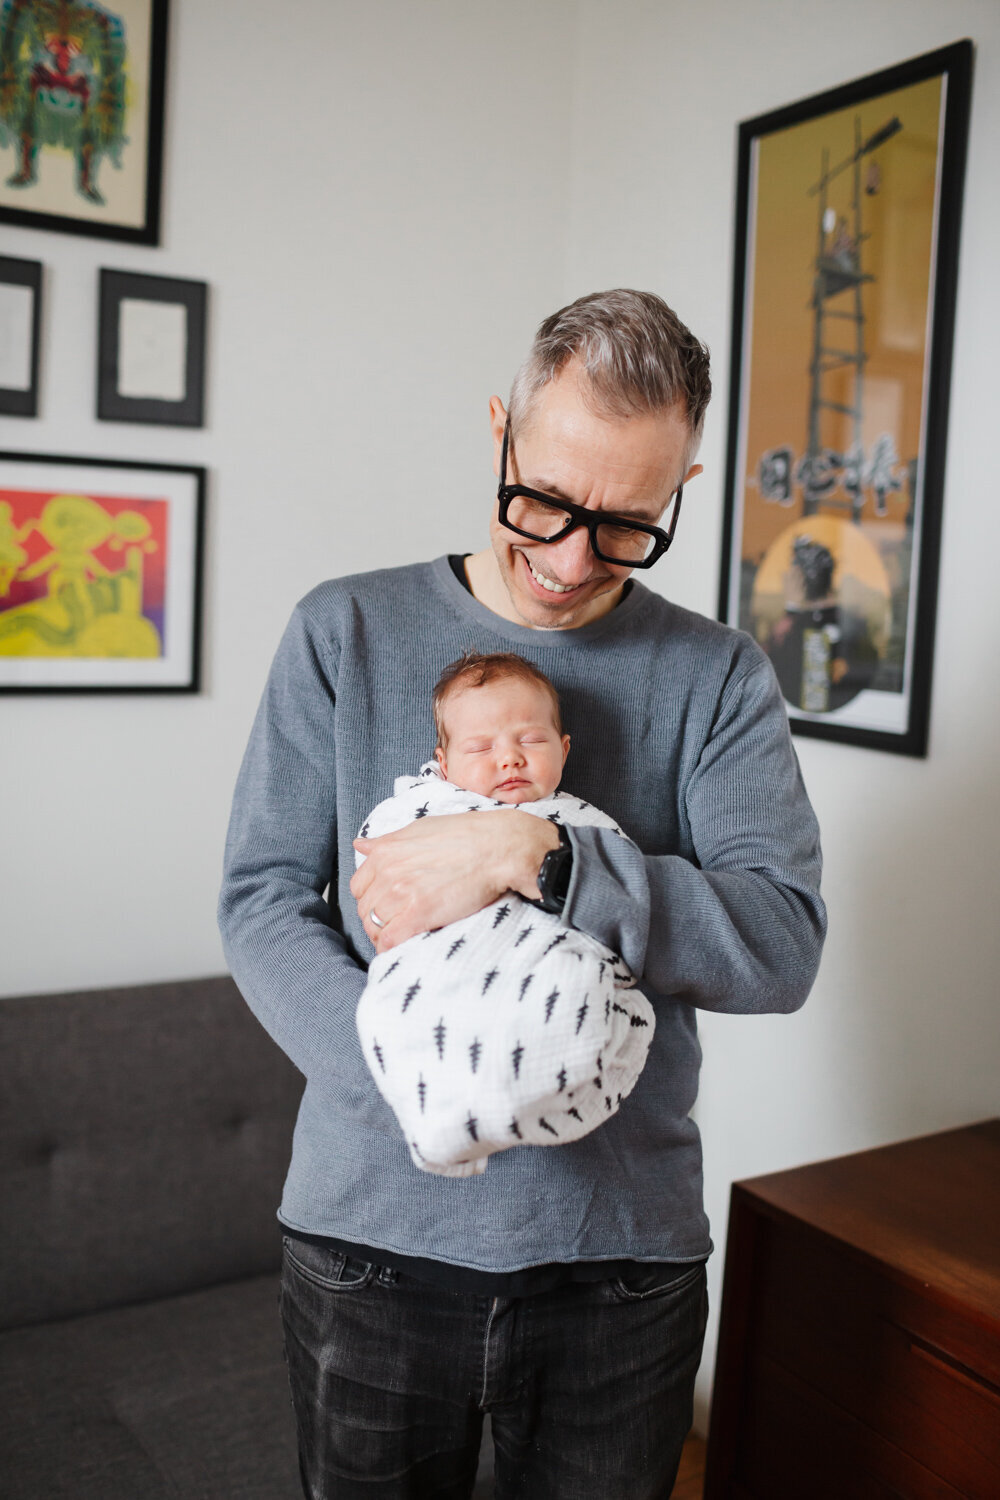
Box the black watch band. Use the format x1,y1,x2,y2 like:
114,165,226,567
535,825,573,915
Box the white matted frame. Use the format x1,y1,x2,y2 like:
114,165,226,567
0,255,43,416
97,268,208,426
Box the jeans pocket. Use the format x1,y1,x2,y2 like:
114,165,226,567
607,1259,706,1303
281,1236,377,1293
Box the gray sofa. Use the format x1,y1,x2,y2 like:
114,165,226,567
0,975,305,1499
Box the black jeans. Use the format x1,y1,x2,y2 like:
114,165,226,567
279,1237,708,1500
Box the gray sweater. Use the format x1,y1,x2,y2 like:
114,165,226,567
219,556,825,1270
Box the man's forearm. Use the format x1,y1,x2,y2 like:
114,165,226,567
219,864,368,1080
563,825,825,1015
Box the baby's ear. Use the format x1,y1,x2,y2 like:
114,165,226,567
434,746,447,776
561,733,571,763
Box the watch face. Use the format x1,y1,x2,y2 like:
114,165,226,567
538,844,572,911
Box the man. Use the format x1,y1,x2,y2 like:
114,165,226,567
219,289,825,1500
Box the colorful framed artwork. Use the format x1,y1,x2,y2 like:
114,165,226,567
0,254,42,416
718,41,973,756
0,451,205,692
0,0,168,245
97,268,207,426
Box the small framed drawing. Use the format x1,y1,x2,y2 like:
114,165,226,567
0,256,42,417
0,0,168,245
0,450,205,693
718,41,973,756
98,269,207,426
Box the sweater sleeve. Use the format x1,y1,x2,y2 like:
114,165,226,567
217,602,372,1090
562,653,826,1015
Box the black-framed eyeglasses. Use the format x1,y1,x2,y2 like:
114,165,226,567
497,420,683,568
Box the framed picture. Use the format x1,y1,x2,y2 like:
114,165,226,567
718,41,973,756
0,0,168,245
0,451,205,693
0,254,42,416
98,268,207,426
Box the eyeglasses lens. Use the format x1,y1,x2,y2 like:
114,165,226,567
505,493,662,564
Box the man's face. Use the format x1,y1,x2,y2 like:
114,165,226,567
435,678,570,804
488,361,700,630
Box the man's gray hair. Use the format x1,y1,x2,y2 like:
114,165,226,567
508,289,711,458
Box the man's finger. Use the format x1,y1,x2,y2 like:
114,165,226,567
364,909,416,954
369,917,412,954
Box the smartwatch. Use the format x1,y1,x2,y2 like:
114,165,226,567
535,825,573,915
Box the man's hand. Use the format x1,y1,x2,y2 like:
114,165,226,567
351,812,561,953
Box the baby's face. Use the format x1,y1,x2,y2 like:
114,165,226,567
435,678,570,804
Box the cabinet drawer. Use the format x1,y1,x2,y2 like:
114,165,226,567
750,1219,1000,1498
737,1356,970,1500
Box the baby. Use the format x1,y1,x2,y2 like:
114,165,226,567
354,652,654,1177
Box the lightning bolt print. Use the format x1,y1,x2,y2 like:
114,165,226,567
402,980,421,1012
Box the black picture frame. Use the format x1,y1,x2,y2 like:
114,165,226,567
0,255,42,417
718,40,973,757
0,450,205,693
97,268,207,427
0,0,168,245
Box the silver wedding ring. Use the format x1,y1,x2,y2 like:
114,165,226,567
370,909,386,930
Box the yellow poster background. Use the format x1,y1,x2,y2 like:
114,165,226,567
737,73,943,700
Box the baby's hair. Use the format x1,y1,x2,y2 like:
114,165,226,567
433,651,563,748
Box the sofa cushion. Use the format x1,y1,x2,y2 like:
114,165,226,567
0,1272,299,1499
0,976,303,1330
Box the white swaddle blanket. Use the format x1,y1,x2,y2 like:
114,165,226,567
355,764,655,1177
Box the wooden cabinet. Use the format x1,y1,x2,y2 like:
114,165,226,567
704,1120,1000,1499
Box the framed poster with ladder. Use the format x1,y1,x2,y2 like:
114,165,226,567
718,41,973,756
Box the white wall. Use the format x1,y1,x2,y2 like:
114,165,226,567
3,0,998,1436
1,0,575,994
566,0,1000,1428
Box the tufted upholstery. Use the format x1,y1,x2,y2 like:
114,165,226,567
0,975,303,1331
0,975,306,1498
